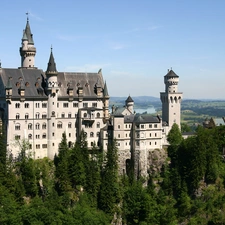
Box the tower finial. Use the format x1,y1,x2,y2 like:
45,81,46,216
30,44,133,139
26,12,29,21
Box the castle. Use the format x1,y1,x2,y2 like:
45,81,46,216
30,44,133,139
0,18,183,177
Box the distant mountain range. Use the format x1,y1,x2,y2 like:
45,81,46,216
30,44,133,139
110,96,160,104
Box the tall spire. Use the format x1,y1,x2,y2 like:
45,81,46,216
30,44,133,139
24,12,34,45
46,47,57,74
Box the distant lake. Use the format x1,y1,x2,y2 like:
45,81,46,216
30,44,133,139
134,107,156,114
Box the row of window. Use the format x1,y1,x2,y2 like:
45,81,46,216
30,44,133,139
83,112,100,118
28,134,47,139
15,113,79,120
16,121,101,131
117,124,158,129
15,102,98,109
136,141,158,146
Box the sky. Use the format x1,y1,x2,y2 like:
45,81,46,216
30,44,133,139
1,0,225,99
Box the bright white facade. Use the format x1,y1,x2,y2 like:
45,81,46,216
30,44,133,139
0,18,183,177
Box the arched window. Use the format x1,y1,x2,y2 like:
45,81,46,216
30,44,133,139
68,122,72,128
28,123,32,130
97,132,100,137
16,113,20,119
97,112,100,118
84,113,87,118
35,123,40,130
25,113,29,119
28,134,32,139
57,122,62,129
15,123,20,130
90,132,94,137
61,113,65,118
42,133,46,139
68,113,72,118
97,122,100,128
36,113,40,119
52,111,55,117
68,141,72,148
42,123,46,129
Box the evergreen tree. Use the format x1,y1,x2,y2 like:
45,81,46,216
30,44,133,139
54,132,71,194
98,140,121,215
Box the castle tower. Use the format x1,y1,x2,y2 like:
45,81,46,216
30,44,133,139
160,69,183,129
45,48,59,159
19,16,36,68
125,95,134,114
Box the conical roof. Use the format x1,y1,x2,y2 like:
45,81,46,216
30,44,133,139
103,81,109,97
24,18,34,44
46,48,57,74
125,95,134,103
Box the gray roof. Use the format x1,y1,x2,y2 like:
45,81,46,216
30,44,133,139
24,19,34,45
46,49,57,73
134,114,160,124
112,106,126,116
0,68,105,99
126,95,134,103
103,81,109,97
165,69,179,78
124,114,135,123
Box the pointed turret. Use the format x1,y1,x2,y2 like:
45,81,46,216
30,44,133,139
125,95,134,114
103,81,109,97
20,17,36,68
45,48,58,92
46,48,57,74
24,18,34,45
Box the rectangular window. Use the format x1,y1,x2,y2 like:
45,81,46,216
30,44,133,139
149,124,152,128
42,114,47,119
83,103,88,108
35,103,40,108
154,124,157,128
36,144,40,149
63,103,69,108
42,144,47,148
73,103,78,107
92,103,97,107
141,124,144,129
42,103,47,108
15,135,20,140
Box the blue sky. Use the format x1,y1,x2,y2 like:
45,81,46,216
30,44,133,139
1,0,225,99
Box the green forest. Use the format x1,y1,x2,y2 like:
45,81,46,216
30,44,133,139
1,125,225,224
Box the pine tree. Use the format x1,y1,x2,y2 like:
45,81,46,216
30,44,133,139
54,132,71,194
98,140,121,215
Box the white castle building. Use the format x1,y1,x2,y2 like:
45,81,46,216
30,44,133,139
0,18,183,176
